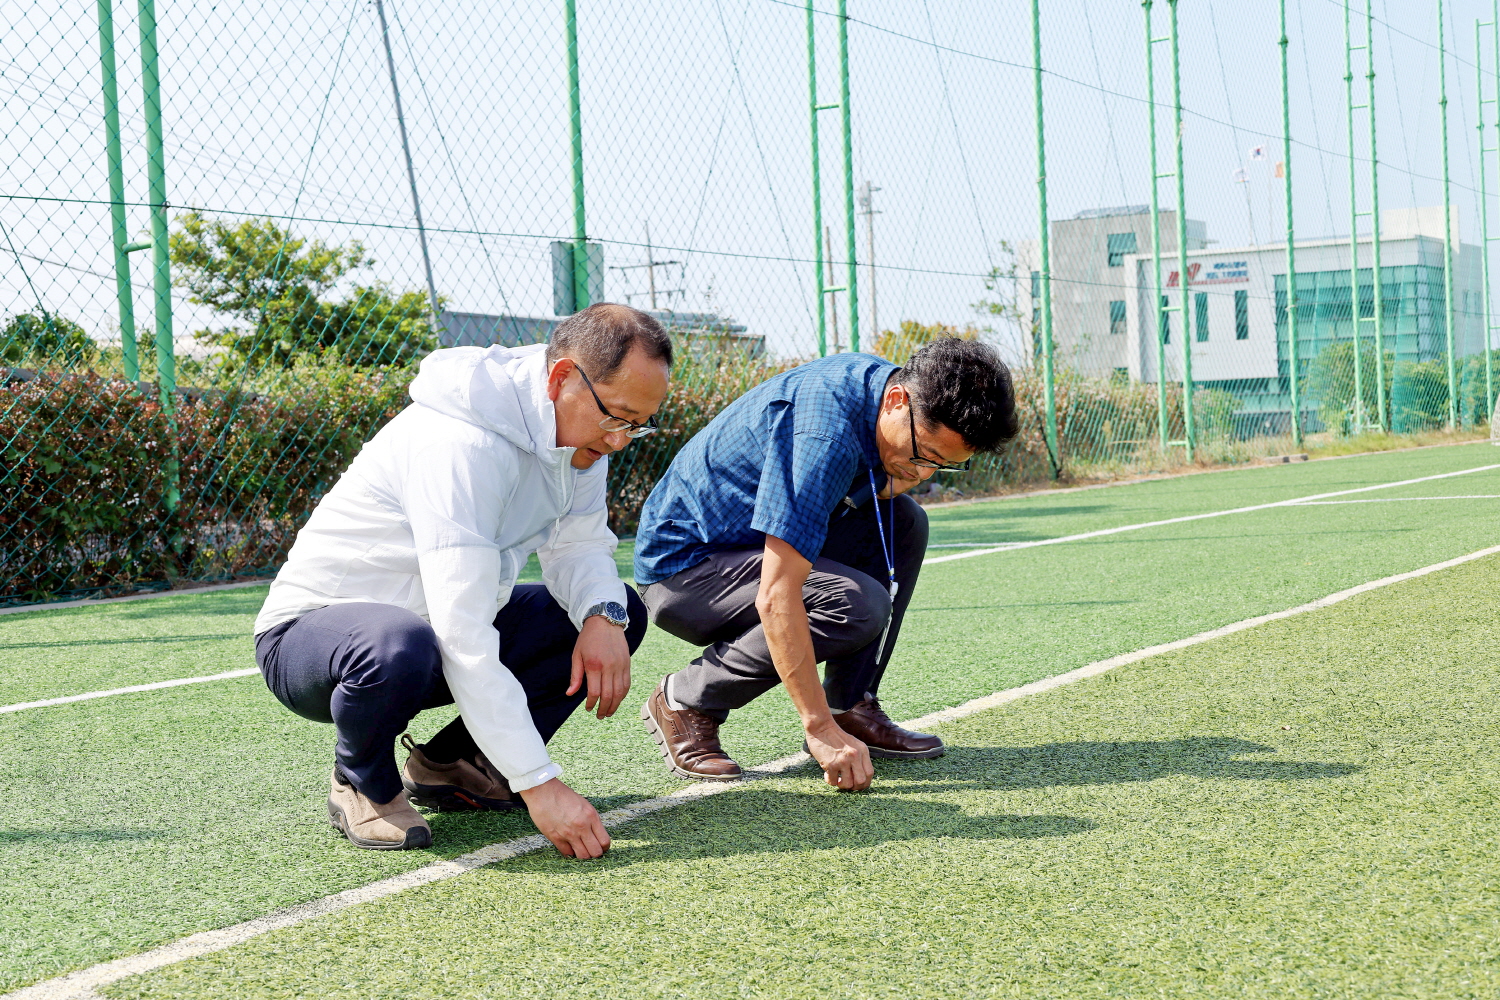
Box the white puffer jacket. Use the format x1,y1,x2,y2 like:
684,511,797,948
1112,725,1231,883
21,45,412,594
254,343,626,790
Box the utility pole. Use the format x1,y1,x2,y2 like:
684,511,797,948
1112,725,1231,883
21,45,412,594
858,181,881,344
1167,0,1194,461
376,0,441,334
608,222,681,310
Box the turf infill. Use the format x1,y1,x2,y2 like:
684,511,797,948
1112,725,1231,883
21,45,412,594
101,553,1500,999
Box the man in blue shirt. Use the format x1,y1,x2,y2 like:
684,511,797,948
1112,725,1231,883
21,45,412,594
635,337,1018,789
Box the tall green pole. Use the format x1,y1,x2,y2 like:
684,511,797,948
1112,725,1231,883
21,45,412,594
837,0,858,353
95,0,137,382
1479,18,1495,430
1168,0,1193,460
1144,0,1168,455
138,0,177,511
1438,0,1458,430
565,0,589,312
1280,0,1303,447
1344,0,1365,434
1491,2,1500,419
1366,0,1387,431
1034,0,1058,476
807,0,826,357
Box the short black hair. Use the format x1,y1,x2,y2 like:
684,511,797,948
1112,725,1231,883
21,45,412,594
546,303,673,381
892,337,1018,453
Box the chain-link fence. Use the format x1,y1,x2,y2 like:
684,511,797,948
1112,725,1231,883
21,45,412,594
3,0,1497,606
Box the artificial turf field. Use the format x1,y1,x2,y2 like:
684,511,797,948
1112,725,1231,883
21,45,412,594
2,442,1498,998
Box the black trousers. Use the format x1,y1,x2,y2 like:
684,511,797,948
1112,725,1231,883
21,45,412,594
255,584,647,802
640,493,927,720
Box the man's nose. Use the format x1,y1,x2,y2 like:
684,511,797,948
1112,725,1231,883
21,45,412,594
603,429,630,452
918,466,937,482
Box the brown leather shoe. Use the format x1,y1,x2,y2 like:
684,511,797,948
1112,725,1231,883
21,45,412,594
834,697,946,759
327,768,432,850
399,734,523,812
641,681,743,781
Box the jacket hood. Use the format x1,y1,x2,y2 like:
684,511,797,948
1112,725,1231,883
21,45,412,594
407,343,564,459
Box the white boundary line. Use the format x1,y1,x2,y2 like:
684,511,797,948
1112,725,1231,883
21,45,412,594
1291,495,1500,505
5,462,1499,719
0,670,259,715
9,540,1500,1000
922,463,1500,566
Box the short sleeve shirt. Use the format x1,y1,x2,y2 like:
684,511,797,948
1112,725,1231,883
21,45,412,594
633,352,895,584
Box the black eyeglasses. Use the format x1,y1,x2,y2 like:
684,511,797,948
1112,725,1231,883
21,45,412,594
574,364,659,438
906,392,971,471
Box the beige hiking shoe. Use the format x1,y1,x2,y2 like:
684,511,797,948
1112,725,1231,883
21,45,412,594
399,733,523,812
327,768,432,850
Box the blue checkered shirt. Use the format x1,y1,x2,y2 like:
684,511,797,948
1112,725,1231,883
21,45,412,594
634,352,896,584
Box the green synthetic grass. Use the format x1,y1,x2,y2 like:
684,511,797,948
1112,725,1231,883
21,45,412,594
104,552,1500,999
1,442,1497,992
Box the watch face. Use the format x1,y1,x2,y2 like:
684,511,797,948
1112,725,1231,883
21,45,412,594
605,601,628,622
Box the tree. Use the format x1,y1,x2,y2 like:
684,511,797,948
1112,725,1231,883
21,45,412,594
169,212,436,368
971,240,1036,365
871,320,979,367
0,312,96,369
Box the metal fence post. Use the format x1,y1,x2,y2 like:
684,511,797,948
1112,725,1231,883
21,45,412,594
376,0,442,332
1492,2,1500,417
1366,0,1388,431
1033,0,1058,477
837,0,858,353
807,0,826,357
1144,1,1168,456
1280,0,1302,447
1345,1,1366,434
137,0,177,512
565,0,590,312
1438,0,1458,430
95,0,137,382
1479,18,1495,432
1168,0,1193,461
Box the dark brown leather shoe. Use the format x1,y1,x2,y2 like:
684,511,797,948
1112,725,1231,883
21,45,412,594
834,697,946,759
399,734,524,812
641,681,744,781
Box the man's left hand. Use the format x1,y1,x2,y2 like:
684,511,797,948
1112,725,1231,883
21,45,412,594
569,616,632,718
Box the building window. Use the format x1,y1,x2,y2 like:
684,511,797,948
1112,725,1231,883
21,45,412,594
1030,270,1041,298
1235,289,1249,340
1109,300,1126,336
1106,232,1137,267
1160,295,1170,344
1195,292,1209,342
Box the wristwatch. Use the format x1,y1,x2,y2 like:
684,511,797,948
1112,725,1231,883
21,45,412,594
584,600,629,629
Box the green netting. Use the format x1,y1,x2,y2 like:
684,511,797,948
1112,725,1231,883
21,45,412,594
2,1,1497,605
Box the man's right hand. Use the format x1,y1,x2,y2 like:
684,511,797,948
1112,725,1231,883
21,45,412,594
518,777,611,859
805,718,874,790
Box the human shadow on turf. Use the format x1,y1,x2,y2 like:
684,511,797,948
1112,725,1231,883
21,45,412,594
500,788,1096,869
867,736,1360,789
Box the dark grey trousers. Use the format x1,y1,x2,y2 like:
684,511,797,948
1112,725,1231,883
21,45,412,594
640,493,927,721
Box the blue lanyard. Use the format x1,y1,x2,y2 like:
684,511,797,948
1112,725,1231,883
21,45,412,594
867,467,896,598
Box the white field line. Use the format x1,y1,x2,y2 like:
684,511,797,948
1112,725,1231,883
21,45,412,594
0,670,260,715
922,463,1500,566
1290,495,1500,505
5,462,1499,720
9,542,1500,1000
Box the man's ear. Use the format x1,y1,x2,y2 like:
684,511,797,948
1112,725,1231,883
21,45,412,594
546,357,573,402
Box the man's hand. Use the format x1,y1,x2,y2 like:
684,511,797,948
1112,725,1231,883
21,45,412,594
519,778,611,859
569,616,631,718
805,717,874,790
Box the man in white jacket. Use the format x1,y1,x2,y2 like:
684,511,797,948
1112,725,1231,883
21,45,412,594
253,304,670,858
